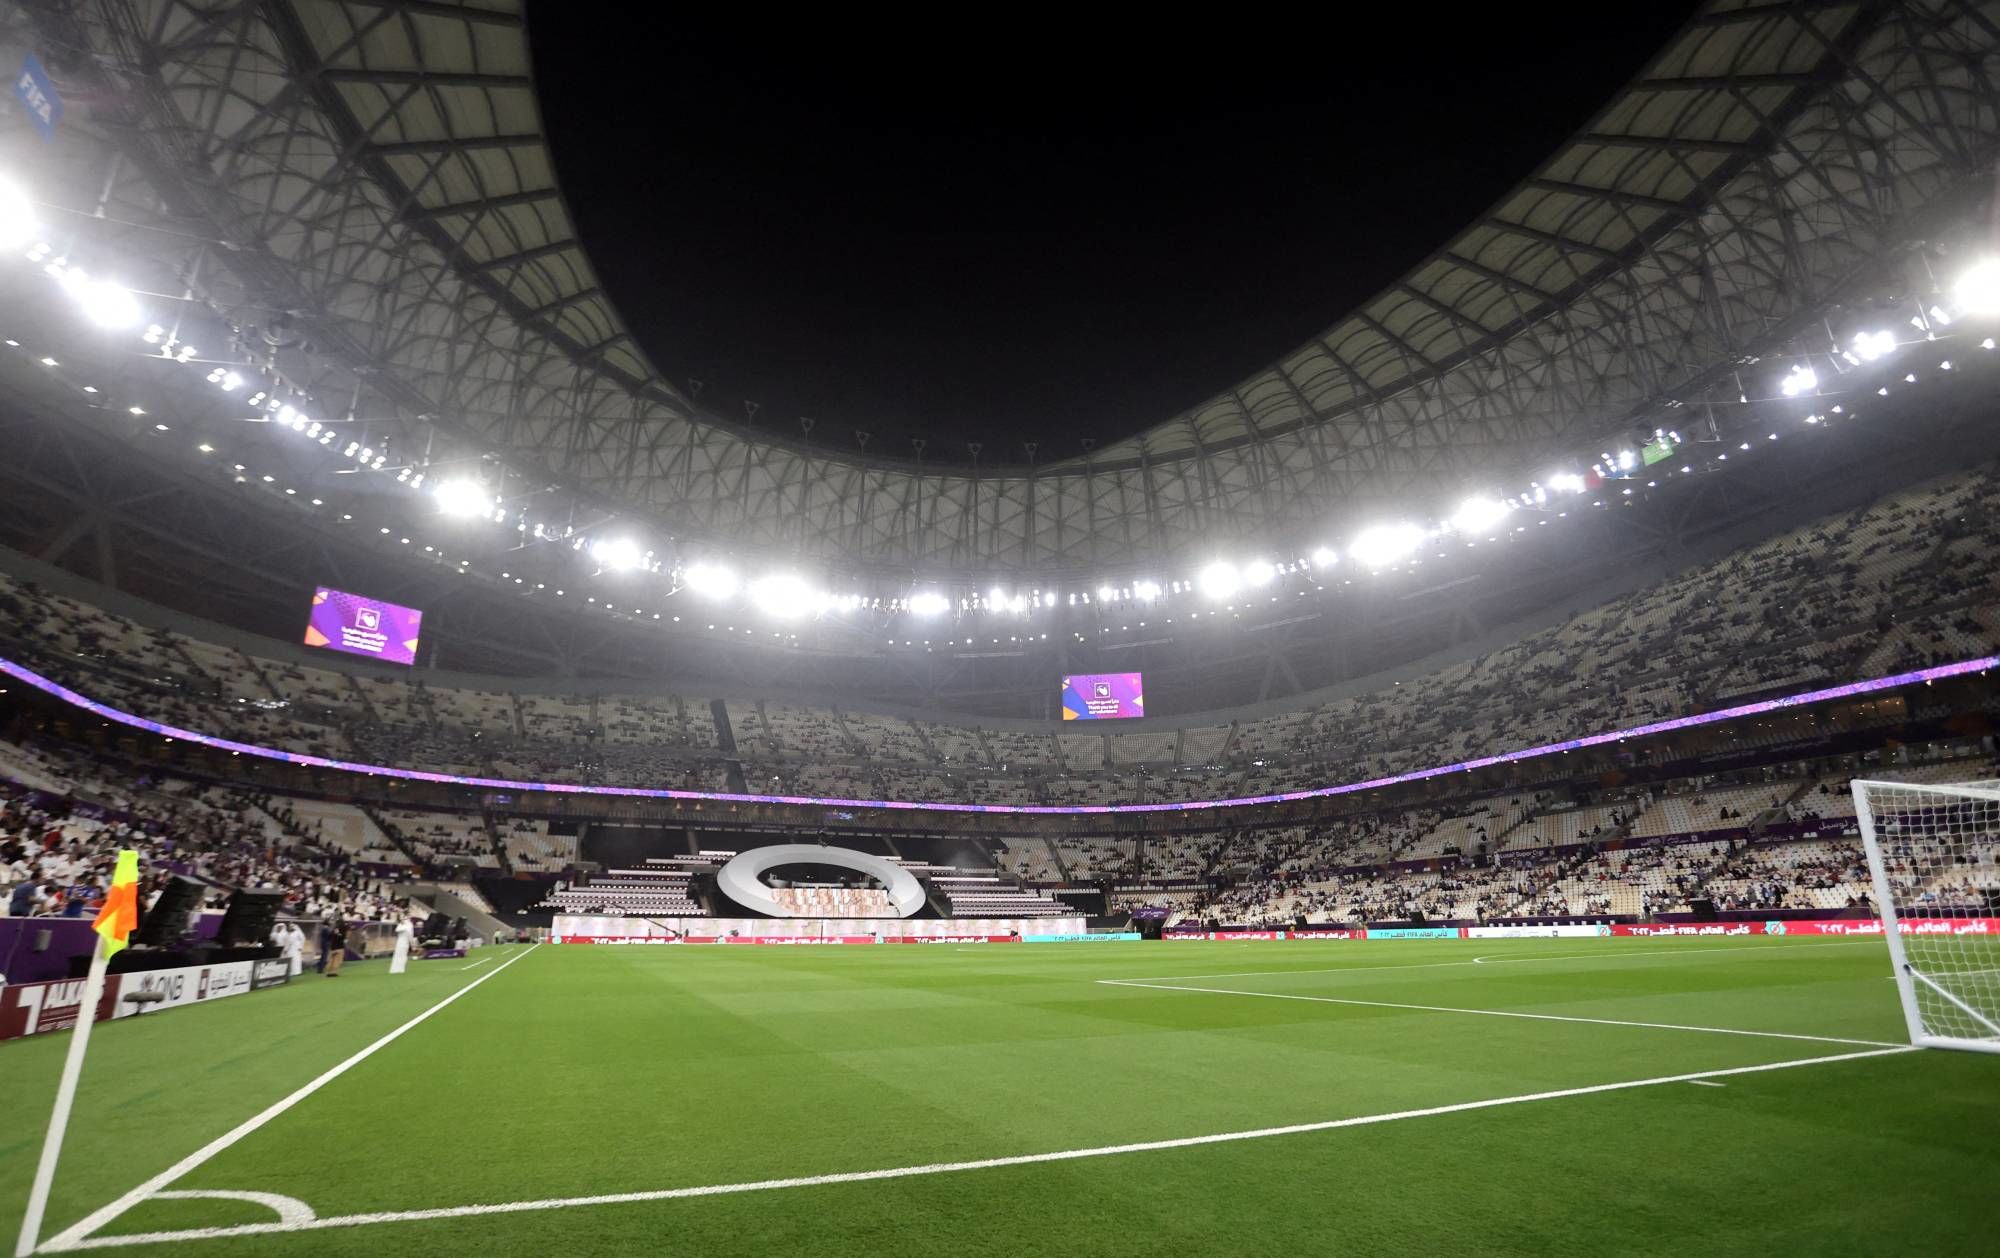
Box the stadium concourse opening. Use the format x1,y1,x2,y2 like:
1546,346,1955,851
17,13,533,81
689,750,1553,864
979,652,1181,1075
5,0,2000,1253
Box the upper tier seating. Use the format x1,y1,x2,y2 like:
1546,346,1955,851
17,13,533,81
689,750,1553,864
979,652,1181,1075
2,464,1999,808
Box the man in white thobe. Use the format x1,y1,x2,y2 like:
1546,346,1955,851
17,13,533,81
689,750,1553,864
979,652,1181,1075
389,916,414,974
279,922,305,977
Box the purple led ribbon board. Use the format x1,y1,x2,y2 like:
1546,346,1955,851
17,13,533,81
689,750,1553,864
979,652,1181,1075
304,587,423,666
1061,672,1144,720
0,653,1991,816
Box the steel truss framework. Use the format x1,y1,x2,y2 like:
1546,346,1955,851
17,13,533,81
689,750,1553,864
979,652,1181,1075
3,0,1998,577
1,341,1994,716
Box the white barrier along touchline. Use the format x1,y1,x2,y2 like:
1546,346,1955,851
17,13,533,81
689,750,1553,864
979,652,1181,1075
41,1045,1914,1250
1095,978,1905,1048
39,943,542,1253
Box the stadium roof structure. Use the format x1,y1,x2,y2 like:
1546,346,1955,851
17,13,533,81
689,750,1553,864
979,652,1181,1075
6,0,1999,578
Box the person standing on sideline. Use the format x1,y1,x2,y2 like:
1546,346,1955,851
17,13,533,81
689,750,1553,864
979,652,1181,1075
322,913,347,977
389,914,414,974
283,921,305,977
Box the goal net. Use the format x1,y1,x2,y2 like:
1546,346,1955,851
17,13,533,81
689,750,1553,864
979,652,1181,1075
1852,777,2000,1053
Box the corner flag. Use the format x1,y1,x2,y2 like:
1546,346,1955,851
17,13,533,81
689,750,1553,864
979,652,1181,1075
92,849,140,959
18,849,140,1257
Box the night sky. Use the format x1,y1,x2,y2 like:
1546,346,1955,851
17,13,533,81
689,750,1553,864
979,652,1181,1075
530,5,1698,459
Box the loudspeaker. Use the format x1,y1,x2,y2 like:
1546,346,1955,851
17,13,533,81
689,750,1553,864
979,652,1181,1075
216,887,286,948
135,875,205,948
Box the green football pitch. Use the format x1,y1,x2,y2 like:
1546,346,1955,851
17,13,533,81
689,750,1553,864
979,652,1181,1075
6,936,1998,1256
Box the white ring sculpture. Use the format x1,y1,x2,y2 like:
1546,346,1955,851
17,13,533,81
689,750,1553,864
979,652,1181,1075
714,844,927,918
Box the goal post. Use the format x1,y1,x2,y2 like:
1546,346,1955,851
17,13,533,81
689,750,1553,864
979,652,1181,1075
1852,777,2000,1054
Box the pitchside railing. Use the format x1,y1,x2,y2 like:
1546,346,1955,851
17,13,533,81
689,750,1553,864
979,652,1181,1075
1853,777,2000,1054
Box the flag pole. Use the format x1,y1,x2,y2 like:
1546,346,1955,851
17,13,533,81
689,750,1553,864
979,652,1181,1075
15,932,114,1258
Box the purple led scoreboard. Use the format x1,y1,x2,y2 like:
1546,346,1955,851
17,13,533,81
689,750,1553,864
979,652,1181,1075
303,587,423,666
1062,672,1144,720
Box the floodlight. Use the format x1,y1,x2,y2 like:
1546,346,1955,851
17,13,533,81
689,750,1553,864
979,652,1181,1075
1243,560,1276,586
1952,257,2000,316
591,537,644,572
1197,561,1239,599
1347,523,1425,568
1547,473,1586,494
907,591,950,616
1779,364,1817,396
683,561,738,599
1450,497,1512,535
1096,585,1117,602
0,179,35,249
748,573,816,618
1852,329,1895,361
1308,547,1338,568
1133,580,1161,601
73,275,143,329
433,479,490,518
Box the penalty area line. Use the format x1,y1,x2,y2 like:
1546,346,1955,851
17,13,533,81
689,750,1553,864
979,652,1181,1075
40,1045,1914,1251
1106,940,1882,985
39,943,544,1254
1095,978,1905,1048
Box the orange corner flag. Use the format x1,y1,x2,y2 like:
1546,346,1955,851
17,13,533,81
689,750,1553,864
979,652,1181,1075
92,850,140,959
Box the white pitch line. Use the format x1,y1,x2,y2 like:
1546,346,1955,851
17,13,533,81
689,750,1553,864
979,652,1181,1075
460,956,494,971
1103,940,1881,985
42,944,543,1252
1686,1080,1727,1088
40,1045,1913,1252
1095,978,1904,1048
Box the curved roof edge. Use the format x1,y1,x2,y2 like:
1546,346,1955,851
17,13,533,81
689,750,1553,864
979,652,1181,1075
33,0,2000,567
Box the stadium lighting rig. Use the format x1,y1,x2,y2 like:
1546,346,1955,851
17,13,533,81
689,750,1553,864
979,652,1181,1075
681,561,739,599
1196,561,1241,599
51,266,144,330
8,160,2000,645
1447,496,1513,535
1347,523,1427,569
432,478,495,518
747,572,819,618
1953,256,2000,315
0,178,35,249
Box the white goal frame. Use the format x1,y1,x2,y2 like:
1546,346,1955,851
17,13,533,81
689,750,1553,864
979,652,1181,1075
1852,777,2000,1054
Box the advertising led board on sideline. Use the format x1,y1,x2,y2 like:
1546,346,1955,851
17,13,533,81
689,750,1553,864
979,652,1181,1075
304,587,423,666
0,653,1992,815
1061,672,1143,720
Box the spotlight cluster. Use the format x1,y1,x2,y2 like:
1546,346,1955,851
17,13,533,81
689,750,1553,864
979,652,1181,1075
6,167,2000,653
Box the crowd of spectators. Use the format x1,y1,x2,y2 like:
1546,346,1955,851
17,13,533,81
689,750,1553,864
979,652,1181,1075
4,729,1995,933
0,467,1995,810
1,772,415,927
